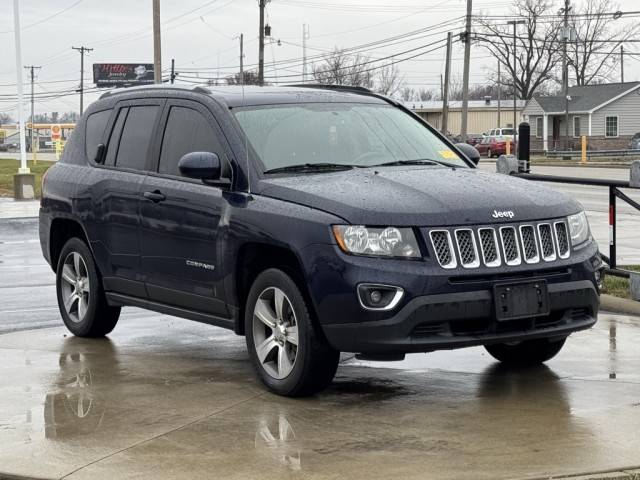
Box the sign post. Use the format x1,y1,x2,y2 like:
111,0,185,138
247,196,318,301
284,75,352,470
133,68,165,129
51,124,62,160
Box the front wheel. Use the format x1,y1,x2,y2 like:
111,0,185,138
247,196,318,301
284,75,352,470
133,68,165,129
485,337,566,366
245,268,339,397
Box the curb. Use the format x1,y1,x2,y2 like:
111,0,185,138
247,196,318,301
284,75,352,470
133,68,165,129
600,294,640,316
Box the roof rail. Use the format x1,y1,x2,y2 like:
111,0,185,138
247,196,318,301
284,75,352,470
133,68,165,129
284,84,372,94
99,84,211,100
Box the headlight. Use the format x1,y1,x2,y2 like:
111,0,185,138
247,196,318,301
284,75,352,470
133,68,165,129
567,211,590,246
332,225,421,258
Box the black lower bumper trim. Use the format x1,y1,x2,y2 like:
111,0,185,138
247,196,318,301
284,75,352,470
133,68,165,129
322,280,599,353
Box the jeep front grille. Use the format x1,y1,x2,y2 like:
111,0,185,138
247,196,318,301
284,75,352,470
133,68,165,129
427,219,570,269
537,223,556,261
519,225,539,264
499,226,521,266
429,230,457,269
554,221,570,258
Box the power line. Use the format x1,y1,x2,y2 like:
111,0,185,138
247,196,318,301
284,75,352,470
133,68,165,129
0,0,84,34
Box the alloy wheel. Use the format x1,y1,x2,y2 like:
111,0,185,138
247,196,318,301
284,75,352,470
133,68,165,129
252,287,299,380
60,252,91,323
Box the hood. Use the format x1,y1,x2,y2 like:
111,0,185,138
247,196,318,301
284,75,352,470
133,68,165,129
257,166,582,226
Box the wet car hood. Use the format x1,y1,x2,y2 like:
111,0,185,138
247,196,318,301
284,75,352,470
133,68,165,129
257,166,582,226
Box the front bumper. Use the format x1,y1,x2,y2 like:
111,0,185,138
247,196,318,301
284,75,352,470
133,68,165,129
322,279,598,353
300,241,601,354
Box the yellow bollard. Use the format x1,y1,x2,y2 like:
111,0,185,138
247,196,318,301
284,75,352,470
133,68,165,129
506,139,511,156
581,135,587,164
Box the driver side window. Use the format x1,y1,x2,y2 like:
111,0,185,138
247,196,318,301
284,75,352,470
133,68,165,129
158,106,228,177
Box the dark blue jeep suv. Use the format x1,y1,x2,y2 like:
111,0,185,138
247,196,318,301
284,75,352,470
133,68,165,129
39,85,601,396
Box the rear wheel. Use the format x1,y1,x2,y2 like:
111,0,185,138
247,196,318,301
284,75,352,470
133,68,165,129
485,337,566,366
56,238,120,337
245,268,339,397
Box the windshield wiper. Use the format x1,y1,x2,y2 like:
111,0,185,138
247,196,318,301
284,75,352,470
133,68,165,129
264,163,354,174
370,159,459,168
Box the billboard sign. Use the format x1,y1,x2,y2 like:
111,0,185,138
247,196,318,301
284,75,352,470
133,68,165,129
93,63,155,87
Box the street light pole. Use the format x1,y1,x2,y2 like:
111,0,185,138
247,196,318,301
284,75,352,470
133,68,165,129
507,20,525,151
12,0,29,174
460,0,472,142
561,0,571,150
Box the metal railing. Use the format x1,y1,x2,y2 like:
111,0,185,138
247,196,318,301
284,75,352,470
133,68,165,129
511,172,639,278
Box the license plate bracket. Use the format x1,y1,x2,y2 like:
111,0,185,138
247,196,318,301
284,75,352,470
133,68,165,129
494,280,550,321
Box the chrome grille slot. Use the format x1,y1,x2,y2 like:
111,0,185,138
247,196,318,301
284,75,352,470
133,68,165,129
554,221,570,258
537,223,556,261
478,228,501,267
499,227,521,266
519,225,540,264
429,230,457,269
454,229,480,268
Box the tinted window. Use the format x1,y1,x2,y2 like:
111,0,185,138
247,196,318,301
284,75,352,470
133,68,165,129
104,107,128,167
85,109,111,161
115,106,159,171
159,106,222,176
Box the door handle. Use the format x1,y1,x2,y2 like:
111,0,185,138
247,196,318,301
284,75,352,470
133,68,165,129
143,190,166,202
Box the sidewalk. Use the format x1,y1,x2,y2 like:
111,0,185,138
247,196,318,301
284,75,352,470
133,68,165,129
0,198,40,219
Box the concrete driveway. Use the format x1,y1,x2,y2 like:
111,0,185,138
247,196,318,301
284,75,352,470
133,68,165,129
0,312,639,480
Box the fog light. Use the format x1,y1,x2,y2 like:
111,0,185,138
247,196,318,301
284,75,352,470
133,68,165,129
370,290,382,304
357,284,404,311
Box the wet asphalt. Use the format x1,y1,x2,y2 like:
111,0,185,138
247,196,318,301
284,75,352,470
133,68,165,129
1,166,639,479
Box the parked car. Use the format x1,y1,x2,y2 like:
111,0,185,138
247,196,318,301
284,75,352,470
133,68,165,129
466,133,485,146
476,135,518,158
40,85,601,397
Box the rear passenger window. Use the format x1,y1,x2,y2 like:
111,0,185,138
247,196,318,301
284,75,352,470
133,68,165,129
85,109,110,161
114,106,159,171
159,106,223,176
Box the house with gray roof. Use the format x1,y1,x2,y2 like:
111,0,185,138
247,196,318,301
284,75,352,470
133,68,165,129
522,82,640,151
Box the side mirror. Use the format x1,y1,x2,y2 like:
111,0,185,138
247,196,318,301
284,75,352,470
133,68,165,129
178,151,221,180
455,143,481,166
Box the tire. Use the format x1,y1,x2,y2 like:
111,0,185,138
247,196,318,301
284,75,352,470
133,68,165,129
485,337,566,366
487,149,493,158
245,268,339,397
55,237,121,337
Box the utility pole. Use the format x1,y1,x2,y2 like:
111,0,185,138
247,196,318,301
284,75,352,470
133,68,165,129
460,0,472,142
24,65,41,162
302,24,310,83
507,19,525,152
620,45,624,83
240,33,244,84
12,0,29,174
153,0,162,84
561,0,571,150
170,58,176,84
441,32,452,136
497,60,501,127
258,0,270,85
72,46,93,114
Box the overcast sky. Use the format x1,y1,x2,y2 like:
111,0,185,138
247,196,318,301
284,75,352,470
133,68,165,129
1,0,639,119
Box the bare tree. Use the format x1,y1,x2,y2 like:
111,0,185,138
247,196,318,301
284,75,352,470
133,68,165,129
417,88,436,101
568,0,639,85
225,70,261,86
476,0,562,99
0,113,14,125
375,61,404,96
312,48,374,89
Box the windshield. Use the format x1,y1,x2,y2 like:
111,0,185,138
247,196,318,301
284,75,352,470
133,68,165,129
233,103,470,172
